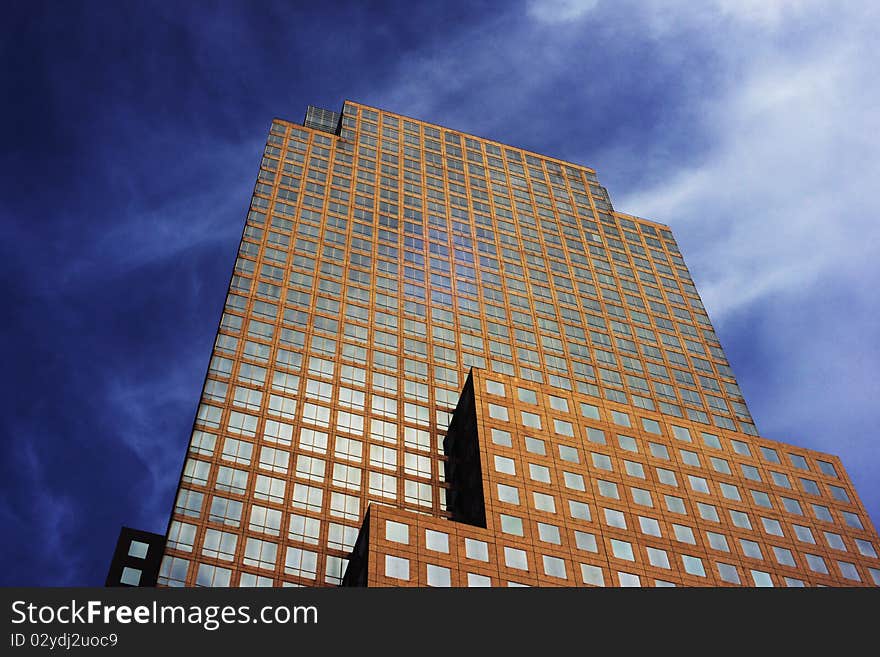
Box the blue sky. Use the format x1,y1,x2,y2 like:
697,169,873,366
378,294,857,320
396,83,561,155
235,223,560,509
2,0,877,585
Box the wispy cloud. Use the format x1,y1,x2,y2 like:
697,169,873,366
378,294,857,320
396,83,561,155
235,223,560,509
526,0,599,24
617,3,880,321
0,441,83,585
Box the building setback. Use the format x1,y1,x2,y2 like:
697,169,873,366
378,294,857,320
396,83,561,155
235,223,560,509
109,101,880,587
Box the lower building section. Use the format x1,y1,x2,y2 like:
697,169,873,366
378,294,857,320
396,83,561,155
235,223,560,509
114,366,880,588
343,368,880,587
106,527,166,587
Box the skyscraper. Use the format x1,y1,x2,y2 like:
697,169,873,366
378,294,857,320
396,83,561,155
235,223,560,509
109,101,880,588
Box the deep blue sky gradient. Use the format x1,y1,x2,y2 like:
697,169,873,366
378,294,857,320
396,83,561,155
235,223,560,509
2,1,877,585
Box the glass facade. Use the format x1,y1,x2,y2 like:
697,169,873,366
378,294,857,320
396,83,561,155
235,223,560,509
150,101,879,587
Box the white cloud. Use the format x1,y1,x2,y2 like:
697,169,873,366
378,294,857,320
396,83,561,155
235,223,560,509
711,0,820,27
526,0,599,24
617,4,880,322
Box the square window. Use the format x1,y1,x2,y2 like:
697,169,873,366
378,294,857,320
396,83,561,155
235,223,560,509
800,478,820,496
558,445,580,463
629,487,652,508
586,427,606,444
717,562,740,584
569,500,592,521
486,380,506,396
673,524,696,544
751,570,774,587
521,411,542,429
425,529,449,553
563,471,586,491
497,483,520,505
537,522,561,544
641,418,661,434
656,468,677,486
773,546,796,567
639,516,662,537
856,539,878,558
543,555,567,579
837,561,860,582
761,517,784,536
760,447,780,464
710,457,731,475
706,531,729,552
603,508,627,529
697,503,719,522
793,524,815,544
741,464,761,481
824,532,846,551
504,546,529,571
533,491,556,513
385,555,410,580
812,504,833,522
720,483,741,502
500,514,524,536
842,512,863,530
805,553,828,574
688,475,709,494
770,471,791,489
624,460,645,478
465,538,489,562
494,455,516,476
590,452,614,472
611,411,630,427
730,439,751,456
618,572,641,587
128,540,150,560
529,463,551,483
781,497,803,516
611,539,635,561
491,428,512,447
518,388,537,404
828,485,850,503
467,573,492,587
548,395,569,412
682,555,706,577
575,531,598,552
488,403,509,421
580,403,601,420
289,514,320,546
120,567,142,586
617,435,638,452
740,539,763,560
598,480,620,499
580,564,605,586
751,490,772,508
647,547,670,569
554,419,575,436
730,510,752,530
665,495,686,514
426,563,451,587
